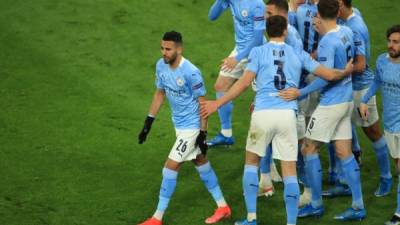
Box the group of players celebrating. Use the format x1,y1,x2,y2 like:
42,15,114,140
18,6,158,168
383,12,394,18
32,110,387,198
137,0,400,224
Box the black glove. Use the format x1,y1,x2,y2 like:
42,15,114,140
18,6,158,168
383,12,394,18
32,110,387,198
138,116,155,144
196,130,208,155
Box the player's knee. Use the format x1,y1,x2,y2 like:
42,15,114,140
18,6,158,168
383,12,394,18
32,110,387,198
363,124,382,141
214,81,226,92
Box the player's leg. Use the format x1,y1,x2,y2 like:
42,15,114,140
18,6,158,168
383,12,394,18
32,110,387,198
139,158,182,225
333,139,366,221
384,131,400,225
298,138,325,217
299,103,349,218
354,89,392,196
235,110,272,225
332,103,366,221
351,124,362,165
258,145,274,197
281,160,300,225
327,142,338,184
193,154,231,224
208,50,248,147
362,121,392,197
235,152,261,225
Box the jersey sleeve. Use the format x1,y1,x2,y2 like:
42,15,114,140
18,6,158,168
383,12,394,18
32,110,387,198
361,57,383,103
188,69,206,98
353,30,366,57
155,65,164,90
253,2,266,31
300,50,320,73
245,48,260,74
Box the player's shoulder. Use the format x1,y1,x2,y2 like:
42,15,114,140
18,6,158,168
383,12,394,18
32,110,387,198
251,0,265,7
156,58,166,68
181,58,201,74
376,53,389,65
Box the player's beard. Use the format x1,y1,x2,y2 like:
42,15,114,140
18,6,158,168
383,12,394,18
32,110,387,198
163,52,178,65
388,48,400,59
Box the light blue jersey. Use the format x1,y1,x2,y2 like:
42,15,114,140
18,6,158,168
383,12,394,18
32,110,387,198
286,24,304,54
340,13,374,90
208,0,266,60
314,26,354,105
246,42,319,111
288,11,297,27
362,54,400,133
155,58,206,129
296,2,319,54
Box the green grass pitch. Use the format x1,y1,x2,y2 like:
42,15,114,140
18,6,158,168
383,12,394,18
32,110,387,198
1,0,400,224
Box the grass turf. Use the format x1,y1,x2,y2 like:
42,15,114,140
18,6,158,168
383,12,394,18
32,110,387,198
0,0,399,224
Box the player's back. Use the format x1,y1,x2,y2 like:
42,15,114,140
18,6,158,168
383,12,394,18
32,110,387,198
344,13,374,90
248,42,303,111
317,26,354,105
375,53,400,132
296,2,319,53
228,0,266,51
155,58,205,129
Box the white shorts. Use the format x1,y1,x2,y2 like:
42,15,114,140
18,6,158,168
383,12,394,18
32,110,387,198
219,49,248,79
246,110,298,161
168,129,201,163
352,88,379,127
384,131,400,159
297,98,309,140
305,102,353,143
304,74,320,117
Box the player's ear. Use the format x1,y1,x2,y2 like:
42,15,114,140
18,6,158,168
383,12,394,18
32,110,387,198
283,29,288,38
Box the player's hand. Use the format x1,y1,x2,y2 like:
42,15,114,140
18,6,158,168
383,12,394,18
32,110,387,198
344,58,354,76
200,100,219,118
249,102,255,114
358,103,369,121
221,57,238,72
313,16,325,35
138,116,155,144
196,130,208,155
278,88,300,101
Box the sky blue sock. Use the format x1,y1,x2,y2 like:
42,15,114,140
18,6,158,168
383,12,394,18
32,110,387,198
196,162,224,202
328,143,336,173
297,144,309,188
396,177,400,214
216,92,233,130
351,124,361,152
260,145,272,174
157,168,178,212
304,154,322,208
341,155,364,209
373,136,392,179
284,176,300,225
336,156,347,184
243,165,258,214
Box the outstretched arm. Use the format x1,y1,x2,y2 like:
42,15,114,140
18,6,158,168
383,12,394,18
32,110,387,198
313,59,354,81
200,70,255,117
208,0,229,21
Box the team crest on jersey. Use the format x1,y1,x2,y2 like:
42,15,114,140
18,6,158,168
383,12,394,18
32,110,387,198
241,9,248,17
176,77,185,86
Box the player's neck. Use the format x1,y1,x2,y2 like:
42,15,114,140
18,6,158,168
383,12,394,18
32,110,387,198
169,55,183,69
321,19,338,33
339,7,353,20
269,36,285,43
389,56,400,64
